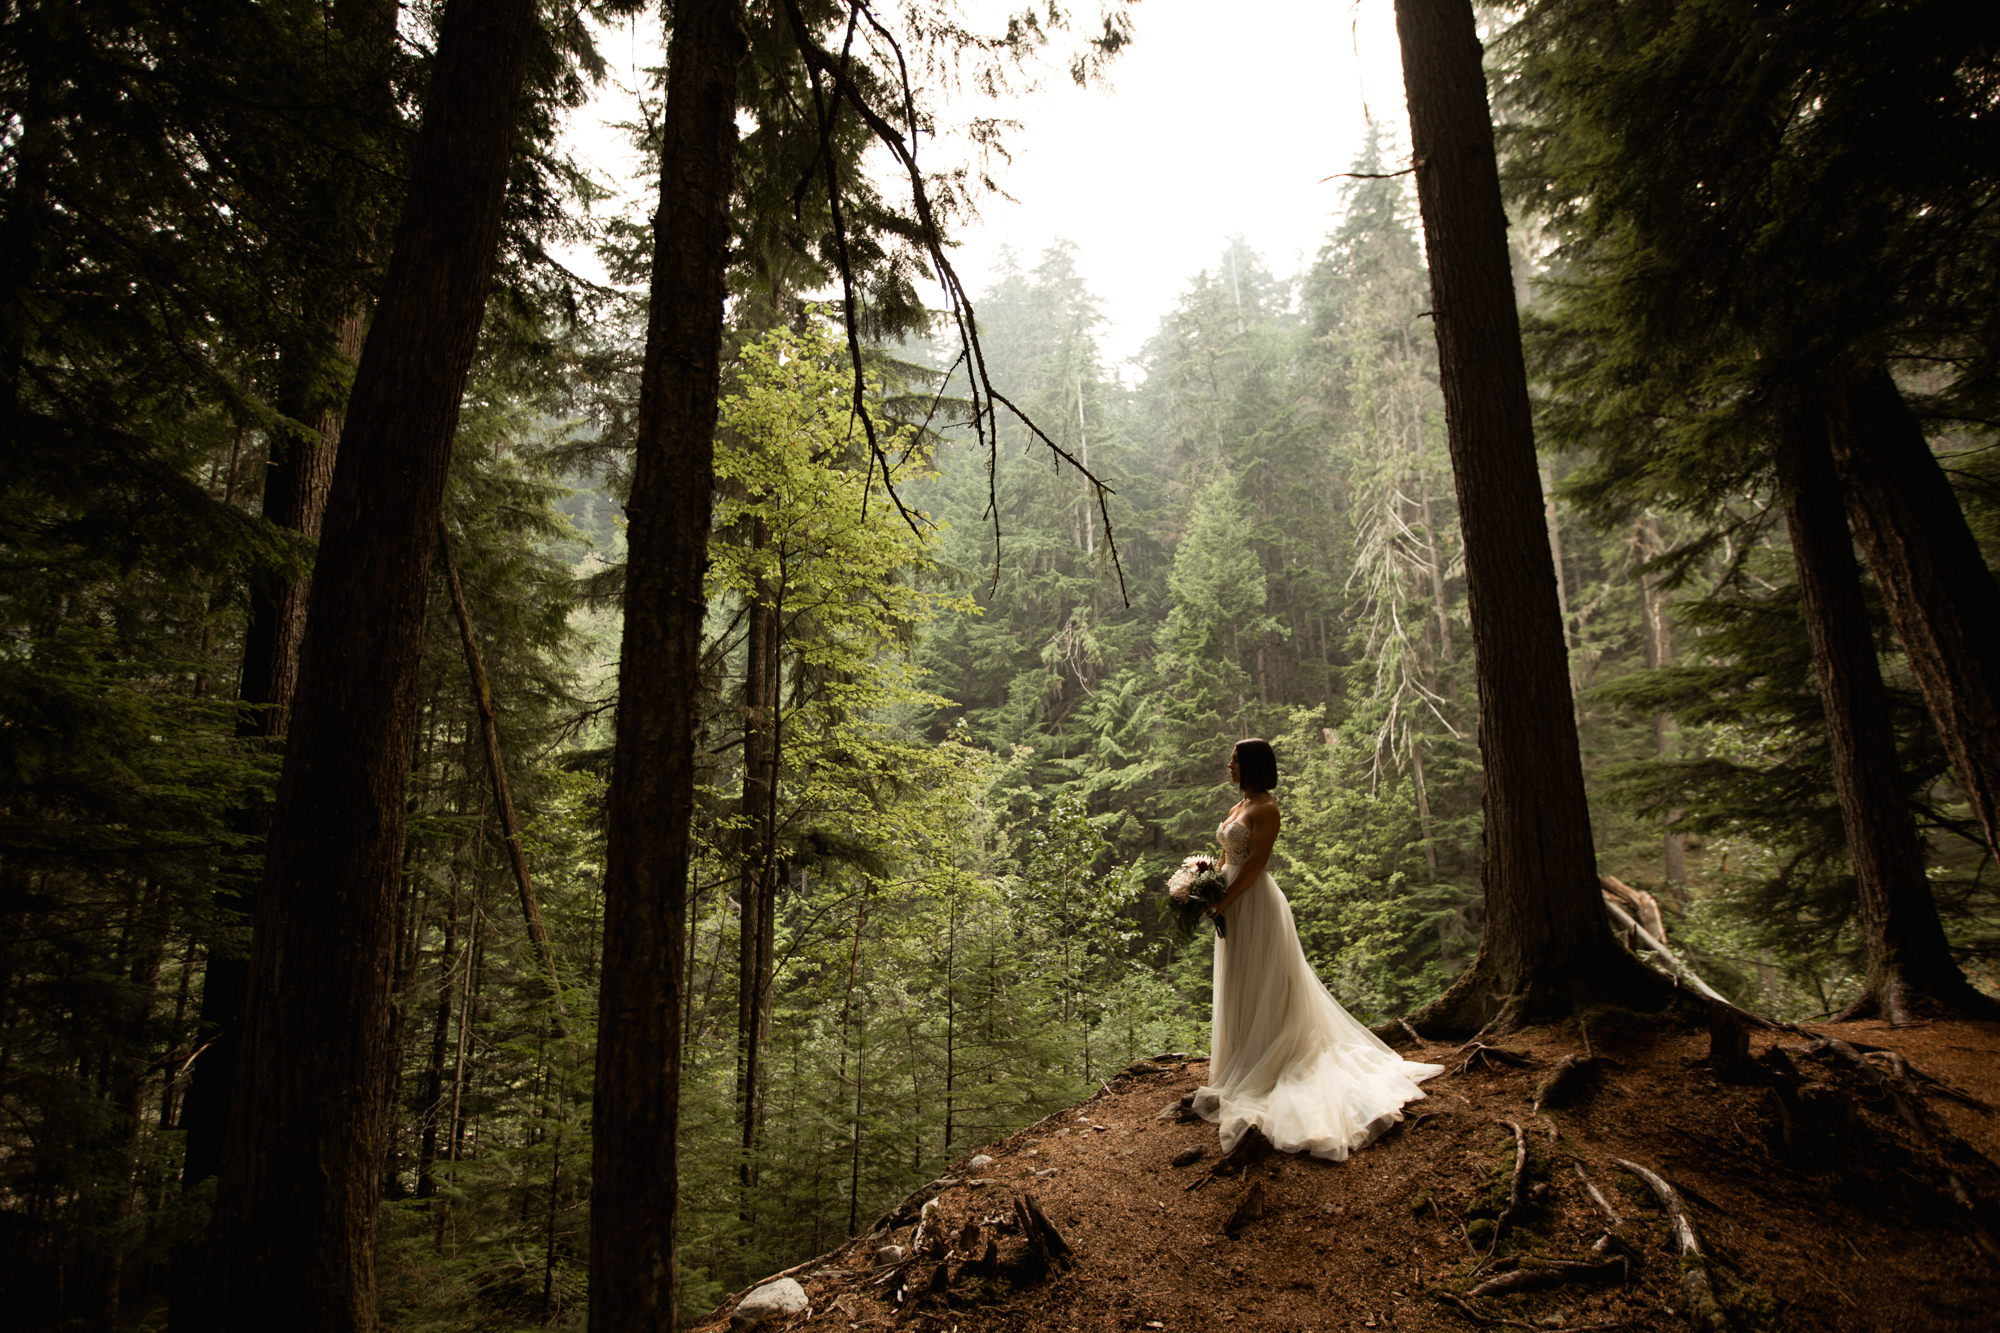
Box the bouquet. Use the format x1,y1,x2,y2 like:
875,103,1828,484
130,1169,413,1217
1164,853,1229,940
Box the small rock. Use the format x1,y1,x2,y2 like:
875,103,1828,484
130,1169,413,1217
1155,1101,1183,1121
1171,1147,1206,1168
928,1176,961,1189
875,1244,907,1264
731,1277,807,1329
967,1177,994,1188
967,1154,995,1169
1031,1166,1058,1178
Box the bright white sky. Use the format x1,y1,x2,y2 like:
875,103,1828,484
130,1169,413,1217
562,0,1411,373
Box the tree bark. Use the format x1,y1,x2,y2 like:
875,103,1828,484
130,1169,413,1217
589,0,747,1327
1828,366,2000,871
736,552,778,1201
1393,0,1665,1034
176,0,395,1206
196,0,540,1324
1782,409,1999,1023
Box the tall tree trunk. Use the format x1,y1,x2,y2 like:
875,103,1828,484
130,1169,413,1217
1394,0,1665,1034
1828,366,2000,871
590,0,747,1327
176,0,396,1207
416,885,460,1200
736,545,777,1202
1782,410,1999,1023
197,0,539,1324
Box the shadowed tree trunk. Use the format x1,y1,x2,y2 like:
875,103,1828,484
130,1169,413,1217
1828,367,2000,873
1783,407,2000,1023
590,0,747,1326
195,0,540,1324
176,0,395,1208
1393,0,1667,1034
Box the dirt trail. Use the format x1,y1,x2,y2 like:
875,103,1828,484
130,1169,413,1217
697,1017,2000,1333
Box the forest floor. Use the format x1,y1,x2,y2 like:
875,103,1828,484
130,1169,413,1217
695,1013,2000,1333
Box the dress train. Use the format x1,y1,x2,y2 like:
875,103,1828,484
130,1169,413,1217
1192,818,1443,1161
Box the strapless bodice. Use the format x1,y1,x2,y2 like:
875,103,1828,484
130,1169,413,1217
1218,814,1253,866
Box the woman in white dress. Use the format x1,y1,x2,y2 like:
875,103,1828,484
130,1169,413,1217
1192,738,1444,1160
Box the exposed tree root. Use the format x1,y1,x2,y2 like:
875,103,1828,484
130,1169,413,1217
1575,1163,1623,1231
1398,947,1682,1043
1485,1121,1528,1257
1616,1158,1728,1333
1832,967,2000,1026
1427,1287,1623,1330
1790,1038,2000,1257
1531,1053,1604,1114
1456,1043,1536,1076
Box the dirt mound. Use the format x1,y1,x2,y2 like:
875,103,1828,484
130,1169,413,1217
697,1017,2000,1333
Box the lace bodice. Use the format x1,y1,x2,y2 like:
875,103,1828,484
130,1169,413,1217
1218,814,1253,866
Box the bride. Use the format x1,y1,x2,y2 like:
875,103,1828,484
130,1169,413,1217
1192,738,1443,1160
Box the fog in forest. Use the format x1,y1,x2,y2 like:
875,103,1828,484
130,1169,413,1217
5,0,1997,1328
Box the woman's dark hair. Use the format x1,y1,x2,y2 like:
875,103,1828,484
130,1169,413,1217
1233,738,1278,792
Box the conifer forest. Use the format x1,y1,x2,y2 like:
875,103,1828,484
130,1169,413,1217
4,0,1998,1329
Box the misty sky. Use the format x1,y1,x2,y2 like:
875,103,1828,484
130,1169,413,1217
563,0,1413,371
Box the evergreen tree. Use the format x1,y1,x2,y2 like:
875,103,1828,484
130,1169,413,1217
1507,0,2000,1018
1394,0,1668,1033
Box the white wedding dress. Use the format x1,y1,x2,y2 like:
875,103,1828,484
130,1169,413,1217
1191,812,1444,1160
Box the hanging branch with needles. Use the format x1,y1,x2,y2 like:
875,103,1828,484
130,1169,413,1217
779,0,1130,604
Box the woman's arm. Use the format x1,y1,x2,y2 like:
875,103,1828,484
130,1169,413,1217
1208,803,1280,920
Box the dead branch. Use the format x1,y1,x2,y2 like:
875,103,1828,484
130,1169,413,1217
1322,163,1420,182
1467,1255,1627,1298
778,0,1130,604
1614,1158,1727,1333
438,522,566,1029
1602,896,1730,1004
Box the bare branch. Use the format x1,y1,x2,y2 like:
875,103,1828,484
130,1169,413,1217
778,0,1129,604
